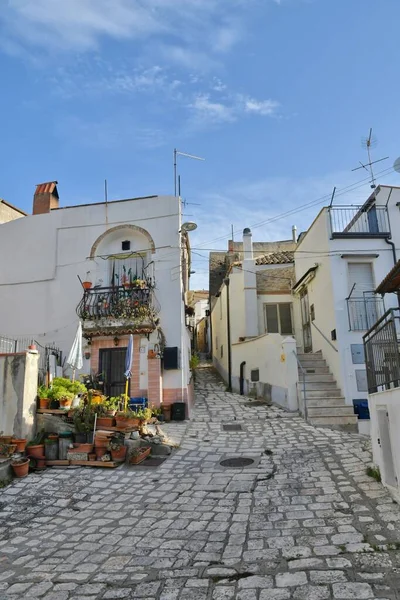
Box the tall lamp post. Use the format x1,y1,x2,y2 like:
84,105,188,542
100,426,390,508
224,277,232,392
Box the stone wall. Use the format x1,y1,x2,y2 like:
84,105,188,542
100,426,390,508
0,351,39,439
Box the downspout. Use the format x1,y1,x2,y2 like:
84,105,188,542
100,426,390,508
224,277,232,392
209,295,213,360
240,361,246,395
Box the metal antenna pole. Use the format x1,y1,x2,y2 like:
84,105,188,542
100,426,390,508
329,187,336,208
174,149,177,197
231,224,234,242
178,175,181,197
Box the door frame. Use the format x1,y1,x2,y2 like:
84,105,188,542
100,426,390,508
99,347,129,398
300,288,312,353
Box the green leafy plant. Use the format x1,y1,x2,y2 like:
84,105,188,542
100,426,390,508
116,409,140,420
190,353,200,371
27,430,46,446
51,377,87,396
72,405,96,433
366,465,381,482
37,385,50,399
48,388,74,402
136,407,152,422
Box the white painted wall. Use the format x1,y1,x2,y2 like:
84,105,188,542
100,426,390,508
0,195,189,392
294,200,400,406
231,334,298,410
369,388,400,503
194,299,208,325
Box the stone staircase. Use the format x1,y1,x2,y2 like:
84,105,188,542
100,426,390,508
297,351,358,430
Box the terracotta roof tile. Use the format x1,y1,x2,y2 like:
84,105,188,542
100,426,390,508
255,251,294,265
35,181,59,196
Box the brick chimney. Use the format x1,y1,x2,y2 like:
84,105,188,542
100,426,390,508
33,181,59,215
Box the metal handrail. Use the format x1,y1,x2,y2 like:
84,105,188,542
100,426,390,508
311,321,338,352
293,351,308,422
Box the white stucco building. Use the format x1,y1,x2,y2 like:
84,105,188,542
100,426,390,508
293,185,400,429
0,182,193,411
210,228,299,411
363,260,400,502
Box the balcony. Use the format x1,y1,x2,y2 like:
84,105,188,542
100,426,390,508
329,205,390,238
77,285,159,335
363,308,400,393
347,295,385,331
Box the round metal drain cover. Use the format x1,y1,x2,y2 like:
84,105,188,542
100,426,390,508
220,457,254,468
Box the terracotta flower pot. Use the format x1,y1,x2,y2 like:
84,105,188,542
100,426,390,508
111,446,127,462
115,417,140,429
60,398,72,409
11,458,30,478
73,443,93,453
95,446,107,459
97,417,115,428
26,444,45,459
36,457,46,469
39,398,50,409
11,438,27,453
130,447,151,465
83,281,92,289
88,453,96,461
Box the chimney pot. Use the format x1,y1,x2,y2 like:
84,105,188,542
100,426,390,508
292,225,297,242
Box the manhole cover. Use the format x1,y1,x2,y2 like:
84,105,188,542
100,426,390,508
220,457,255,468
140,457,167,467
223,424,243,431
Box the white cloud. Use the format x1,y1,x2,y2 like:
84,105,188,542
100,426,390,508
0,0,249,56
190,94,235,124
189,92,280,125
243,97,280,116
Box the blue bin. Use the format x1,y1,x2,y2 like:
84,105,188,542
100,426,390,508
128,397,148,412
353,399,370,420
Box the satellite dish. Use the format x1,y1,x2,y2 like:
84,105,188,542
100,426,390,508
181,222,197,232
393,157,400,173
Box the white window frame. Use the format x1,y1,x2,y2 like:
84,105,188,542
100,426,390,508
264,302,293,335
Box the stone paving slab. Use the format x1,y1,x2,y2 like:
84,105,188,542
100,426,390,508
0,366,399,599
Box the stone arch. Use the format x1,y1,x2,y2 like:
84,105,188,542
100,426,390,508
89,224,156,258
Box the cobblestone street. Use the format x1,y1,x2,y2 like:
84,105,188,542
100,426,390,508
1,366,400,599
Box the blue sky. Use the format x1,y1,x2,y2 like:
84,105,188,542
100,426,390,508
1,0,400,288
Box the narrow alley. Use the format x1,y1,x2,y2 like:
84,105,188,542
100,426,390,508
0,367,399,600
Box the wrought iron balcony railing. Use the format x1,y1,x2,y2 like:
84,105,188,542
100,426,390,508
329,205,390,238
363,308,400,393
347,296,385,331
77,285,156,323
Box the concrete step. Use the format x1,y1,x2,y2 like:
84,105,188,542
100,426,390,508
300,389,344,398
297,352,323,359
304,381,340,390
302,374,335,383
307,397,347,408
298,359,327,369
309,415,358,429
308,406,356,417
299,366,330,374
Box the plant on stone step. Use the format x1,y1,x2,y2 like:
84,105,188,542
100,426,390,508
366,465,381,483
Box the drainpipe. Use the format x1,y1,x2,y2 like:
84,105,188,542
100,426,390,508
240,361,246,395
224,277,232,392
385,238,400,309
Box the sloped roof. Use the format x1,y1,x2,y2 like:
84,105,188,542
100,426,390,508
376,260,400,295
255,251,294,265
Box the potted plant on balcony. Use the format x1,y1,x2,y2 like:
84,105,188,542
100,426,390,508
82,272,92,290
107,434,127,462
38,385,50,409
115,409,141,428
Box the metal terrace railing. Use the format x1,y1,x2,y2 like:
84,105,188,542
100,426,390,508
329,205,390,238
363,308,400,393
76,285,155,322
347,295,385,331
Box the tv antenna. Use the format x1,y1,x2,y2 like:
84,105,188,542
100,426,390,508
351,128,389,189
173,148,205,196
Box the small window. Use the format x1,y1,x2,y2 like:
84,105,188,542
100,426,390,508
265,303,293,335
122,240,131,251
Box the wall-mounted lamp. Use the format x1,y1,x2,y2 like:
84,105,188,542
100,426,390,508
114,337,120,347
